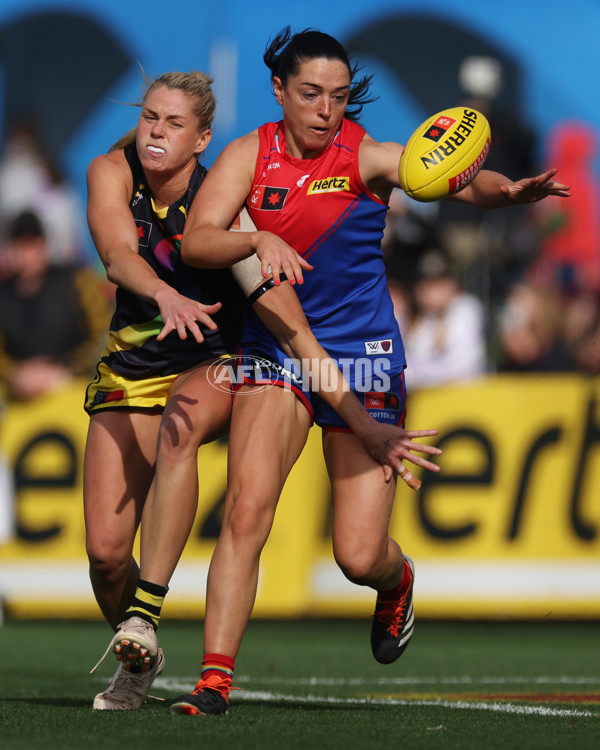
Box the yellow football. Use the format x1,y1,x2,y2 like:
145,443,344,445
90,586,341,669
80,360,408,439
398,107,491,202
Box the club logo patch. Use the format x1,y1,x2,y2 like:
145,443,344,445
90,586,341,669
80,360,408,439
91,389,125,407
364,391,400,411
364,339,393,355
135,220,152,247
249,185,289,211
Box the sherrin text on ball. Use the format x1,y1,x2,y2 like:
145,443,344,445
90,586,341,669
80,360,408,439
399,107,491,202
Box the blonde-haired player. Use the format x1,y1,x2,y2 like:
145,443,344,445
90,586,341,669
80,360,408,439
86,68,443,711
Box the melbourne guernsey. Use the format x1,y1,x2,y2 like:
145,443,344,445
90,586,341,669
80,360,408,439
241,118,406,425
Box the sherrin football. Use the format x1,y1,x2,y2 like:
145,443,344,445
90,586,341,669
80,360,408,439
398,107,491,202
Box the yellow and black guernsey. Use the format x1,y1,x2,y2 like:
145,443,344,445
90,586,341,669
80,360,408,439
86,145,245,412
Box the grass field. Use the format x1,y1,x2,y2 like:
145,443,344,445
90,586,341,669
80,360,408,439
0,618,598,750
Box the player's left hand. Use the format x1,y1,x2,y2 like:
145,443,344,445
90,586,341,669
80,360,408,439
362,423,442,489
155,286,222,343
500,167,571,203
254,230,313,286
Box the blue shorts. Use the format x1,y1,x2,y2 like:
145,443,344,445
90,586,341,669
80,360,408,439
234,347,407,432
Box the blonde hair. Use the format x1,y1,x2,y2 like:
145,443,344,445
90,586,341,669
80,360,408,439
109,70,216,152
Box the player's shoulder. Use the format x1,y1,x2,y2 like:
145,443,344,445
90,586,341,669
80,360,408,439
216,130,260,173
225,129,260,152
87,149,129,178
86,149,132,193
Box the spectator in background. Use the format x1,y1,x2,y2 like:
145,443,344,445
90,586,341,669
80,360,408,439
495,280,573,372
519,120,600,375
402,249,487,391
0,118,86,265
382,187,440,289
387,277,412,336
572,318,600,374
529,121,600,294
0,210,110,401
562,290,600,374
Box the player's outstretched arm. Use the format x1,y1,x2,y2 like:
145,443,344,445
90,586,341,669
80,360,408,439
451,167,571,208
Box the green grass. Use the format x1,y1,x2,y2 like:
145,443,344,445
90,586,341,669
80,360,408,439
0,619,598,750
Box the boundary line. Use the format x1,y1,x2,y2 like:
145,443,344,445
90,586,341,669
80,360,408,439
146,676,599,718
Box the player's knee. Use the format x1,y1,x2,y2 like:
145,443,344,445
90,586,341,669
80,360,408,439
158,400,225,457
221,491,275,550
86,540,131,582
334,544,385,585
157,409,200,456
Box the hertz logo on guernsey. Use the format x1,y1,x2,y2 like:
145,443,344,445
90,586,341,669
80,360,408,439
307,176,350,195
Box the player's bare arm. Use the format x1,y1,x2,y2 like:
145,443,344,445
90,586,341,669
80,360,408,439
450,167,571,208
182,135,312,284
87,151,220,344
358,136,405,202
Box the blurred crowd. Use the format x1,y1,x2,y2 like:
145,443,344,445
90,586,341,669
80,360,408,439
0,118,112,405
0,117,114,544
0,56,599,408
384,56,600,393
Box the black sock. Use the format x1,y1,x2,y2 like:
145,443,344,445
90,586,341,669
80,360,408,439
125,578,168,630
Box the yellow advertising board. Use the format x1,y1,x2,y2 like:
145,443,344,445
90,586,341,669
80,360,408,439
0,375,598,620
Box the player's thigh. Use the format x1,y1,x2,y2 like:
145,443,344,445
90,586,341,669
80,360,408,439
162,360,233,445
323,430,397,552
226,385,312,509
84,409,162,548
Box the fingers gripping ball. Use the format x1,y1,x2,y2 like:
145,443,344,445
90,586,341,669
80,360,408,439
399,107,491,202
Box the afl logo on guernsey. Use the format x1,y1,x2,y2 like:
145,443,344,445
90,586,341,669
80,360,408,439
249,185,289,211
307,176,350,195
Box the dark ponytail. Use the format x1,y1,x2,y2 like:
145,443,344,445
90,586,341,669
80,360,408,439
264,26,375,122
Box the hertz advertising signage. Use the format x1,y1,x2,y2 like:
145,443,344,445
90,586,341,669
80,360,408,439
0,375,598,619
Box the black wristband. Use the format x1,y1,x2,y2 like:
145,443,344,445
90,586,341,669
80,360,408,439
248,273,289,305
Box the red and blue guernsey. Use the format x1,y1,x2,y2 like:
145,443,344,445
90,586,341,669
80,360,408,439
241,118,407,429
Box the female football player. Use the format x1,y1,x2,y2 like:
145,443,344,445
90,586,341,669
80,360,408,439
97,29,569,716
87,67,443,711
